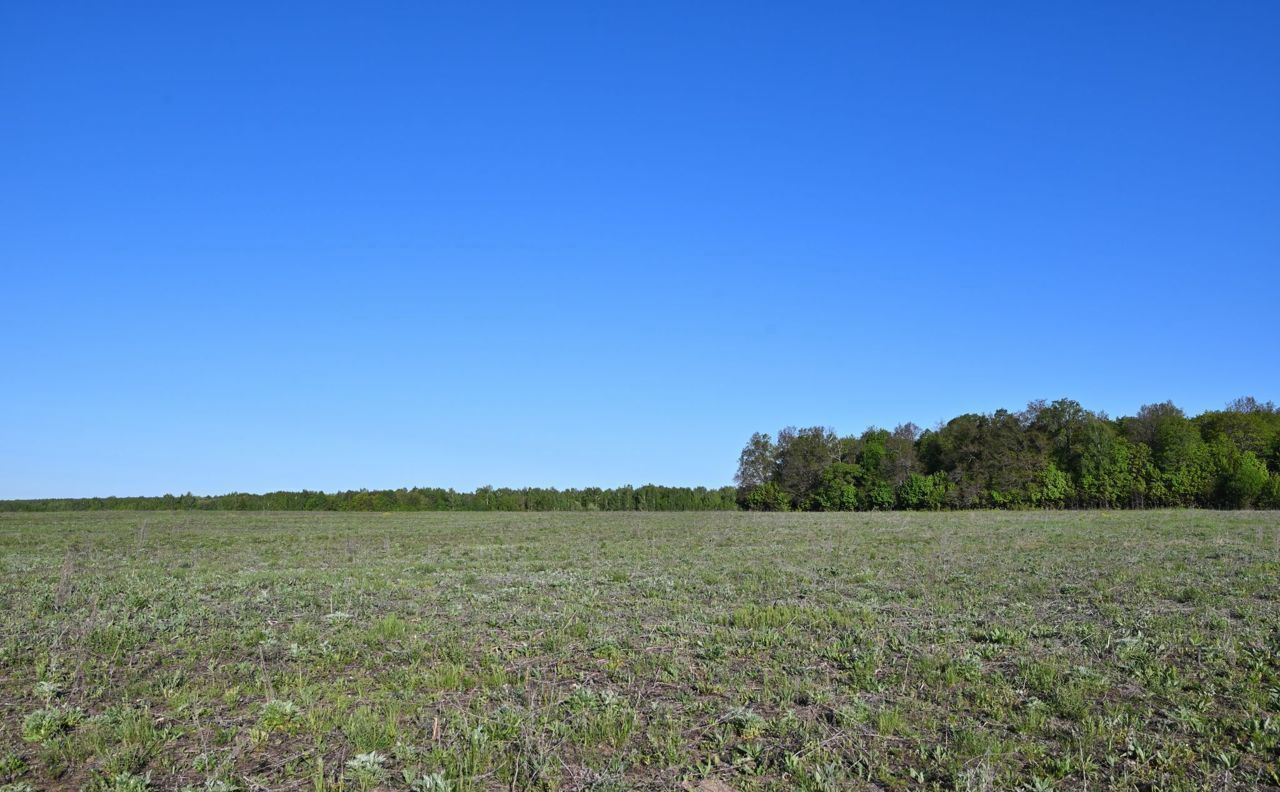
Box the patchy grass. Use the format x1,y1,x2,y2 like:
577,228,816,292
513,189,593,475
0,510,1277,790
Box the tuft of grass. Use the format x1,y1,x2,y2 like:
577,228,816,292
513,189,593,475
258,699,301,732
343,707,398,753
21,706,84,744
82,771,152,791
726,603,859,630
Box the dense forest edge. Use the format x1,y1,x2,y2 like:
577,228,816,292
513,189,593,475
735,397,1280,511
3,397,1278,512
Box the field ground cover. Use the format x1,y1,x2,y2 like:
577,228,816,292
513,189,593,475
0,510,1277,791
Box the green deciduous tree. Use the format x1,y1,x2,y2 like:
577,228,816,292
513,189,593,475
743,481,791,511
813,463,861,511
773,426,840,509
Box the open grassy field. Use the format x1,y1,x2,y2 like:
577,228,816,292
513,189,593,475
0,511,1277,791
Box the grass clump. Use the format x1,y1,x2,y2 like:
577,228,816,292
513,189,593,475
21,706,83,744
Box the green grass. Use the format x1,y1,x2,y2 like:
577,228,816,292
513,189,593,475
0,510,1277,790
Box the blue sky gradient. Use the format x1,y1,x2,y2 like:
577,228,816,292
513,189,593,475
3,2,1278,497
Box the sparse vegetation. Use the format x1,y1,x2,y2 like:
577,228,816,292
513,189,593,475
0,510,1277,789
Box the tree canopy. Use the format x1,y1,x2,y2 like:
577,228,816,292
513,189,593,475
736,397,1280,511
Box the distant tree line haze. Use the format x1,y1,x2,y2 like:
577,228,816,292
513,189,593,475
0,485,738,512
736,397,1280,511
3,397,1277,512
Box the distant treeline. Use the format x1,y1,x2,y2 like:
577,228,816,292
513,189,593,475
7,397,1278,514
736,397,1280,511
0,485,738,512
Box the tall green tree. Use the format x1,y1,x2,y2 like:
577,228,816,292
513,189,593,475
734,432,776,498
773,426,840,509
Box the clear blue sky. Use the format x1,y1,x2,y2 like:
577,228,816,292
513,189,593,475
3,2,1278,498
